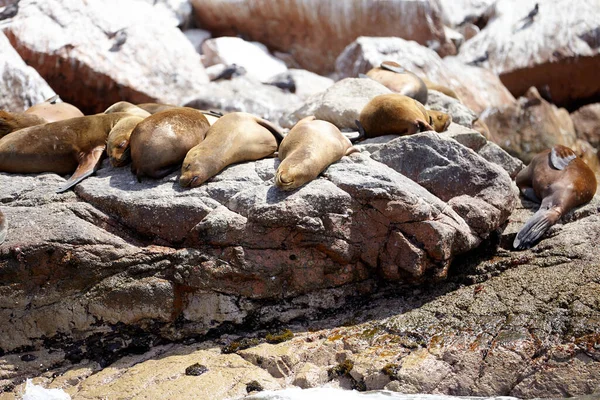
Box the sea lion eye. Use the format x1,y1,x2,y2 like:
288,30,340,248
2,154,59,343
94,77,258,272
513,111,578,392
185,164,190,171
118,140,127,149
429,116,433,125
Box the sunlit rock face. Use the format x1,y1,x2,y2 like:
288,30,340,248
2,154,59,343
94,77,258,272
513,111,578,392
190,0,455,75
335,36,516,115
458,0,600,109
1,0,209,114
0,31,55,112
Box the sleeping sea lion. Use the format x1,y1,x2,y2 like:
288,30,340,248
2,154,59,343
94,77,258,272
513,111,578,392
363,61,428,105
136,103,222,125
24,94,84,122
0,210,6,245
180,112,283,188
104,101,152,118
513,145,597,250
275,116,358,191
357,94,451,139
0,95,84,137
0,112,142,192
130,108,211,181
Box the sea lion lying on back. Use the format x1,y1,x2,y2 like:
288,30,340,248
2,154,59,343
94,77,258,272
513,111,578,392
0,95,84,138
0,112,143,192
275,116,358,191
363,61,428,105
357,94,451,139
180,112,283,188
513,145,597,250
130,108,211,181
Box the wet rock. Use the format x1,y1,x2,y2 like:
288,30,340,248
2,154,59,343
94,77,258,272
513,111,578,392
280,77,391,130
481,87,599,174
191,0,455,75
0,31,55,112
201,37,288,82
184,76,302,122
2,0,209,114
458,0,600,108
335,36,516,114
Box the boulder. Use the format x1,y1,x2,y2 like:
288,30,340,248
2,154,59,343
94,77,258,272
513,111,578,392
267,69,335,101
139,0,193,27
280,77,391,130
201,37,288,82
190,0,455,75
0,31,55,112
183,28,211,53
0,129,516,354
458,0,600,108
1,0,209,114
571,103,600,149
426,90,478,128
183,76,302,123
335,36,516,114
438,0,496,27
481,87,588,166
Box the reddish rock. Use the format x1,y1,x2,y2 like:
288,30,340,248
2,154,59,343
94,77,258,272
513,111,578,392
190,0,455,75
458,0,600,109
2,0,209,114
335,37,516,114
571,103,600,149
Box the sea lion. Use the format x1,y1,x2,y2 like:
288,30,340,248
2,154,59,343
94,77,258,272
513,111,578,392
104,101,152,118
24,94,84,123
106,115,147,167
364,61,428,105
0,112,141,192
0,111,47,138
275,116,358,191
357,94,451,139
0,95,84,137
0,210,6,245
180,112,283,188
513,145,597,250
130,108,211,181
136,103,222,125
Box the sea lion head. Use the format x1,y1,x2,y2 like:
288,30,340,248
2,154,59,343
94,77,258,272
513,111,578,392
107,115,145,167
274,160,312,191
179,146,219,189
428,110,452,132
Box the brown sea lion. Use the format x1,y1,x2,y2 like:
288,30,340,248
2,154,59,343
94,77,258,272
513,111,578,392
104,101,152,118
357,94,451,139
0,111,47,138
24,94,84,122
0,112,141,192
137,103,222,125
106,115,147,167
275,116,358,191
130,108,211,181
513,145,597,250
363,61,428,105
0,210,6,245
180,112,283,188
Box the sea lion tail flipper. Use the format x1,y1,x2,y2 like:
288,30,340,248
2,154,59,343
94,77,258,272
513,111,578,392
257,119,285,144
513,207,560,250
56,145,105,193
380,61,405,74
44,94,60,104
353,120,366,143
550,146,577,170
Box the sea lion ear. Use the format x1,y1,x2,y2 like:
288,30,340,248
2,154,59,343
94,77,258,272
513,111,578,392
550,145,576,170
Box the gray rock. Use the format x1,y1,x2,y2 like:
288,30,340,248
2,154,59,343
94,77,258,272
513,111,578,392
427,90,478,128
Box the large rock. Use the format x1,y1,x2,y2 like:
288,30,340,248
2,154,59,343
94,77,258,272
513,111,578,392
280,77,391,130
183,76,302,122
190,0,455,75
0,31,55,112
571,103,600,150
202,37,288,82
438,0,496,27
269,69,335,101
1,0,209,114
139,0,193,27
481,87,594,167
0,130,516,355
335,36,516,114
458,0,600,108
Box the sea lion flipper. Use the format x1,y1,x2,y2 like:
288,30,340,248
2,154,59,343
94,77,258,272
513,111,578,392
56,145,105,193
44,94,60,104
417,119,434,132
354,120,366,142
513,198,561,250
550,146,577,170
257,119,285,144
380,61,405,74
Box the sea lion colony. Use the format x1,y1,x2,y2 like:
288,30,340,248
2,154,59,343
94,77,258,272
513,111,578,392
0,62,596,249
